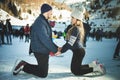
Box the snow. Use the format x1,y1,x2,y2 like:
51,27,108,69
65,0,86,4
0,36,120,80
0,9,34,26
0,0,119,32
0,6,71,26
55,0,86,4
87,0,120,32
53,9,71,21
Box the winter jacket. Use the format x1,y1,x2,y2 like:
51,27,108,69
30,14,58,54
61,26,83,53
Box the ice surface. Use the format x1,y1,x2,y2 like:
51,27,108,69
0,37,120,80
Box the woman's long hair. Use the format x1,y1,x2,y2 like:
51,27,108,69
66,20,85,44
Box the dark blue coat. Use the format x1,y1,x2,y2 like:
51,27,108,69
31,14,58,54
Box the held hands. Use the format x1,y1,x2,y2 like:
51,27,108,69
54,47,62,56
49,47,62,56
54,51,61,56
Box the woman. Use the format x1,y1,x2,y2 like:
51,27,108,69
57,7,106,75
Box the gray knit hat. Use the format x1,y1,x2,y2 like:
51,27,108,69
71,6,85,21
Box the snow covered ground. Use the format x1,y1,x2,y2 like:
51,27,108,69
0,36,120,80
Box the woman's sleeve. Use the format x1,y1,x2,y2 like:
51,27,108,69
61,27,79,53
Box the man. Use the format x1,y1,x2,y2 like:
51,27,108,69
12,4,60,78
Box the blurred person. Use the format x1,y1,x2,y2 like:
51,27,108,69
116,26,120,41
0,21,2,45
0,21,6,44
91,28,96,40
19,26,24,41
5,19,12,44
83,22,91,47
99,28,103,41
12,3,60,78
56,6,106,75
24,24,30,42
113,26,120,59
95,28,101,41
29,26,33,55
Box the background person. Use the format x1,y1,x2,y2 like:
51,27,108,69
113,26,120,59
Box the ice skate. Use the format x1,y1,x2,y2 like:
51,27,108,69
12,60,26,75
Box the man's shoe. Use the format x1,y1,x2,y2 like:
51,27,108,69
12,60,26,75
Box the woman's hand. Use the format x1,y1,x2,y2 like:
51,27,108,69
55,51,61,56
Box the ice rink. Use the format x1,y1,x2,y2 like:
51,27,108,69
0,37,120,80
